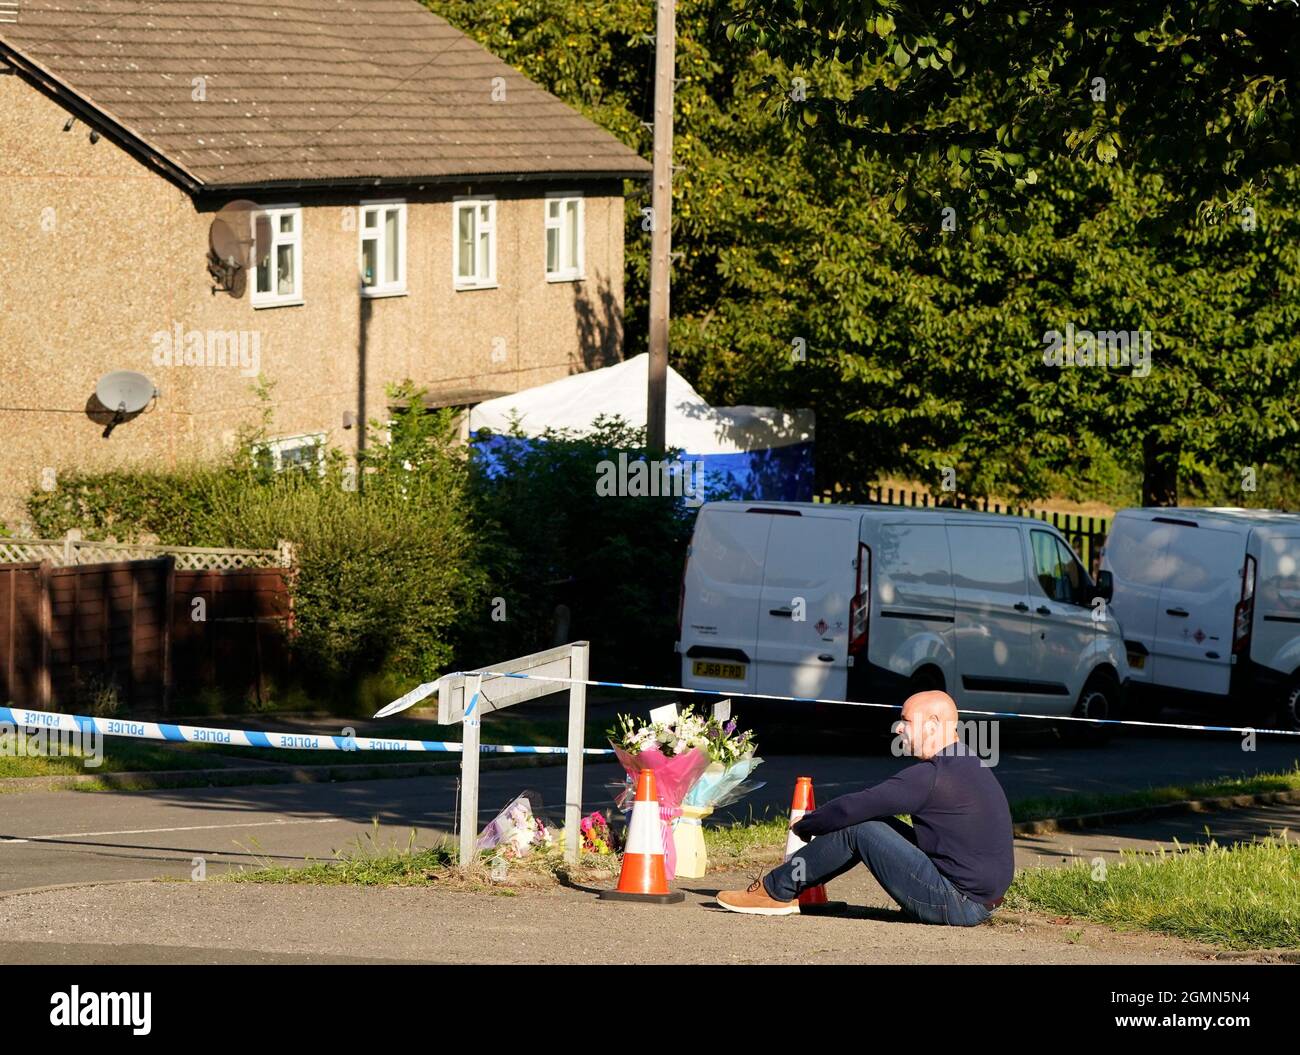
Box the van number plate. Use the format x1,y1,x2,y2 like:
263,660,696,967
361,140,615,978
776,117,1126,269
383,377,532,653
692,661,746,681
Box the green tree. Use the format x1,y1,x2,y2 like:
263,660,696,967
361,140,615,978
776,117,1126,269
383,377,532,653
725,0,1300,224
430,0,1300,506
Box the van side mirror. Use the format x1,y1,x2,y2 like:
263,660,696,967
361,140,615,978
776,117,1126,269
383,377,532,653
1094,570,1114,604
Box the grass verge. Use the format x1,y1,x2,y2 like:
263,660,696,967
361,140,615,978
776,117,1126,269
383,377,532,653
0,733,219,778
1005,836,1300,951
219,825,622,892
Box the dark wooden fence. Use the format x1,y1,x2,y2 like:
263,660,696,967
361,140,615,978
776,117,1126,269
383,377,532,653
816,484,1110,573
170,565,291,707
0,557,290,714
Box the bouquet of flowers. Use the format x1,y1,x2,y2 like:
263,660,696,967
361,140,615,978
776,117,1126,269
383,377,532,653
607,709,713,877
579,810,616,855
683,712,764,810
475,791,554,860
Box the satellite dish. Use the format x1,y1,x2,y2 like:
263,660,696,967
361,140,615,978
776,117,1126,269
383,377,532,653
95,370,157,438
208,199,270,296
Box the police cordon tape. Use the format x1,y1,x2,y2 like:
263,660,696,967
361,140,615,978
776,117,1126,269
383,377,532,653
4,671,1296,756
379,670,1300,738
0,705,616,756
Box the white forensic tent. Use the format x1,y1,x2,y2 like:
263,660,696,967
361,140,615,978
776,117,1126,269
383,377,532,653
467,354,815,501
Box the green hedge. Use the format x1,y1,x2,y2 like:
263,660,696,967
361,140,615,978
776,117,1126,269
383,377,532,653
23,391,699,699
465,417,698,683
26,389,485,688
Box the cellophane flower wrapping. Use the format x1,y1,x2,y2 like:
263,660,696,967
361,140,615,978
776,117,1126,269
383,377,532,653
683,756,764,809
611,743,711,877
474,791,553,860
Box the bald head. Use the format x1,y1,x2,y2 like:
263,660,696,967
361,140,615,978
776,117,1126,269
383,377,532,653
902,690,958,725
896,690,960,759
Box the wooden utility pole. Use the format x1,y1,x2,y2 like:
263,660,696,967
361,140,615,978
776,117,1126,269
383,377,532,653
646,0,675,453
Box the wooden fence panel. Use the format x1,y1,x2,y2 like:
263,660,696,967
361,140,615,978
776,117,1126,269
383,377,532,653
171,567,290,708
45,559,169,709
0,562,44,706
0,558,290,714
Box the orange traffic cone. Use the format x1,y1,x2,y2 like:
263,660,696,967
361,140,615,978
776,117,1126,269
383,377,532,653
599,769,685,904
785,776,830,906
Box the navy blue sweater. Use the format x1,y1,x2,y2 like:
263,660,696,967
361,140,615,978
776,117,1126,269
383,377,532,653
792,743,1015,902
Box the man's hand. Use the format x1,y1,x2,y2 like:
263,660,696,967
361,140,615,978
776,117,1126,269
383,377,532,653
791,813,818,841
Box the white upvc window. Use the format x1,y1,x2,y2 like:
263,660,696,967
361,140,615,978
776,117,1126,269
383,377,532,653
545,193,584,281
251,205,302,308
453,197,496,289
257,432,326,474
359,200,407,296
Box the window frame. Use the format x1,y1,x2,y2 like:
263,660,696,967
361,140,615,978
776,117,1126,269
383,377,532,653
257,432,326,475
250,204,303,309
452,196,497,290
359,199,408,298
1031,529,1090,607
544,191,584,282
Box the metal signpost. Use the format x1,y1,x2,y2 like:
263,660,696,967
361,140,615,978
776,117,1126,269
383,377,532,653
432,641,591,866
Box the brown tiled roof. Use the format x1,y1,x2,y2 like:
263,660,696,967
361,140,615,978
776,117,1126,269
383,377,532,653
0,0,651,190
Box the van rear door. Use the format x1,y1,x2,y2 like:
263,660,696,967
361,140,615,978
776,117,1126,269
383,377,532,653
753,511,858,702
680,505,770,693
1102,513,1174,681
1151,519,1240,695
1249,531,1300,675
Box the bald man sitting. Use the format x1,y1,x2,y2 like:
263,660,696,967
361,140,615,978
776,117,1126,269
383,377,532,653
717,691,1014,926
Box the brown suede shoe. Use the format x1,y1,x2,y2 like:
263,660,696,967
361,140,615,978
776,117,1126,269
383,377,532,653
716,875,800,916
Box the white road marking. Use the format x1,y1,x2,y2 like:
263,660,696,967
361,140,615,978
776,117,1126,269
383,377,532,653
0,817,342,844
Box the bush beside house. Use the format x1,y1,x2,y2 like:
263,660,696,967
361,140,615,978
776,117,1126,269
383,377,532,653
20,388,696,711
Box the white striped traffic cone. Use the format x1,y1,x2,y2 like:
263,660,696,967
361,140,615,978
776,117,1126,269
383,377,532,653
785,776,830,907
599,769,684,904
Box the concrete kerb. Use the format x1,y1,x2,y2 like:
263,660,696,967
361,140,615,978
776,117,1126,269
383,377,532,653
1012,787,1300,835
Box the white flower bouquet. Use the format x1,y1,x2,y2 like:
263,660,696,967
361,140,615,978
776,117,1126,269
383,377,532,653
474,791,554,860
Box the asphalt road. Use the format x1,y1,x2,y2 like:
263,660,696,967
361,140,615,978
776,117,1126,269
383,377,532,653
0,718,1295,893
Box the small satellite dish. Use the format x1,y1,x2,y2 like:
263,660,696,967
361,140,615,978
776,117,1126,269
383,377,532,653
95,370,157,438
208,199,270,296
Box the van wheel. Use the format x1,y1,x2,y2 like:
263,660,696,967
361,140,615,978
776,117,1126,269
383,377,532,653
1279,677,1300,733
1060,672,1118,746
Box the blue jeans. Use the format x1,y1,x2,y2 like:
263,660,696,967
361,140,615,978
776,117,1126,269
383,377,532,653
763,817,993,927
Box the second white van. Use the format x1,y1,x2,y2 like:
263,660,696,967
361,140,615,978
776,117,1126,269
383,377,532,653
678,501,1129,726
1102,507,1300,729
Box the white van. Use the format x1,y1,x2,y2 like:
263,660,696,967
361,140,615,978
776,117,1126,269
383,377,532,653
678,501,1129,724
1101,507,1300,729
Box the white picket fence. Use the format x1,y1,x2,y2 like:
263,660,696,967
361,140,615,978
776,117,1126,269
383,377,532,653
0,531,291,570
